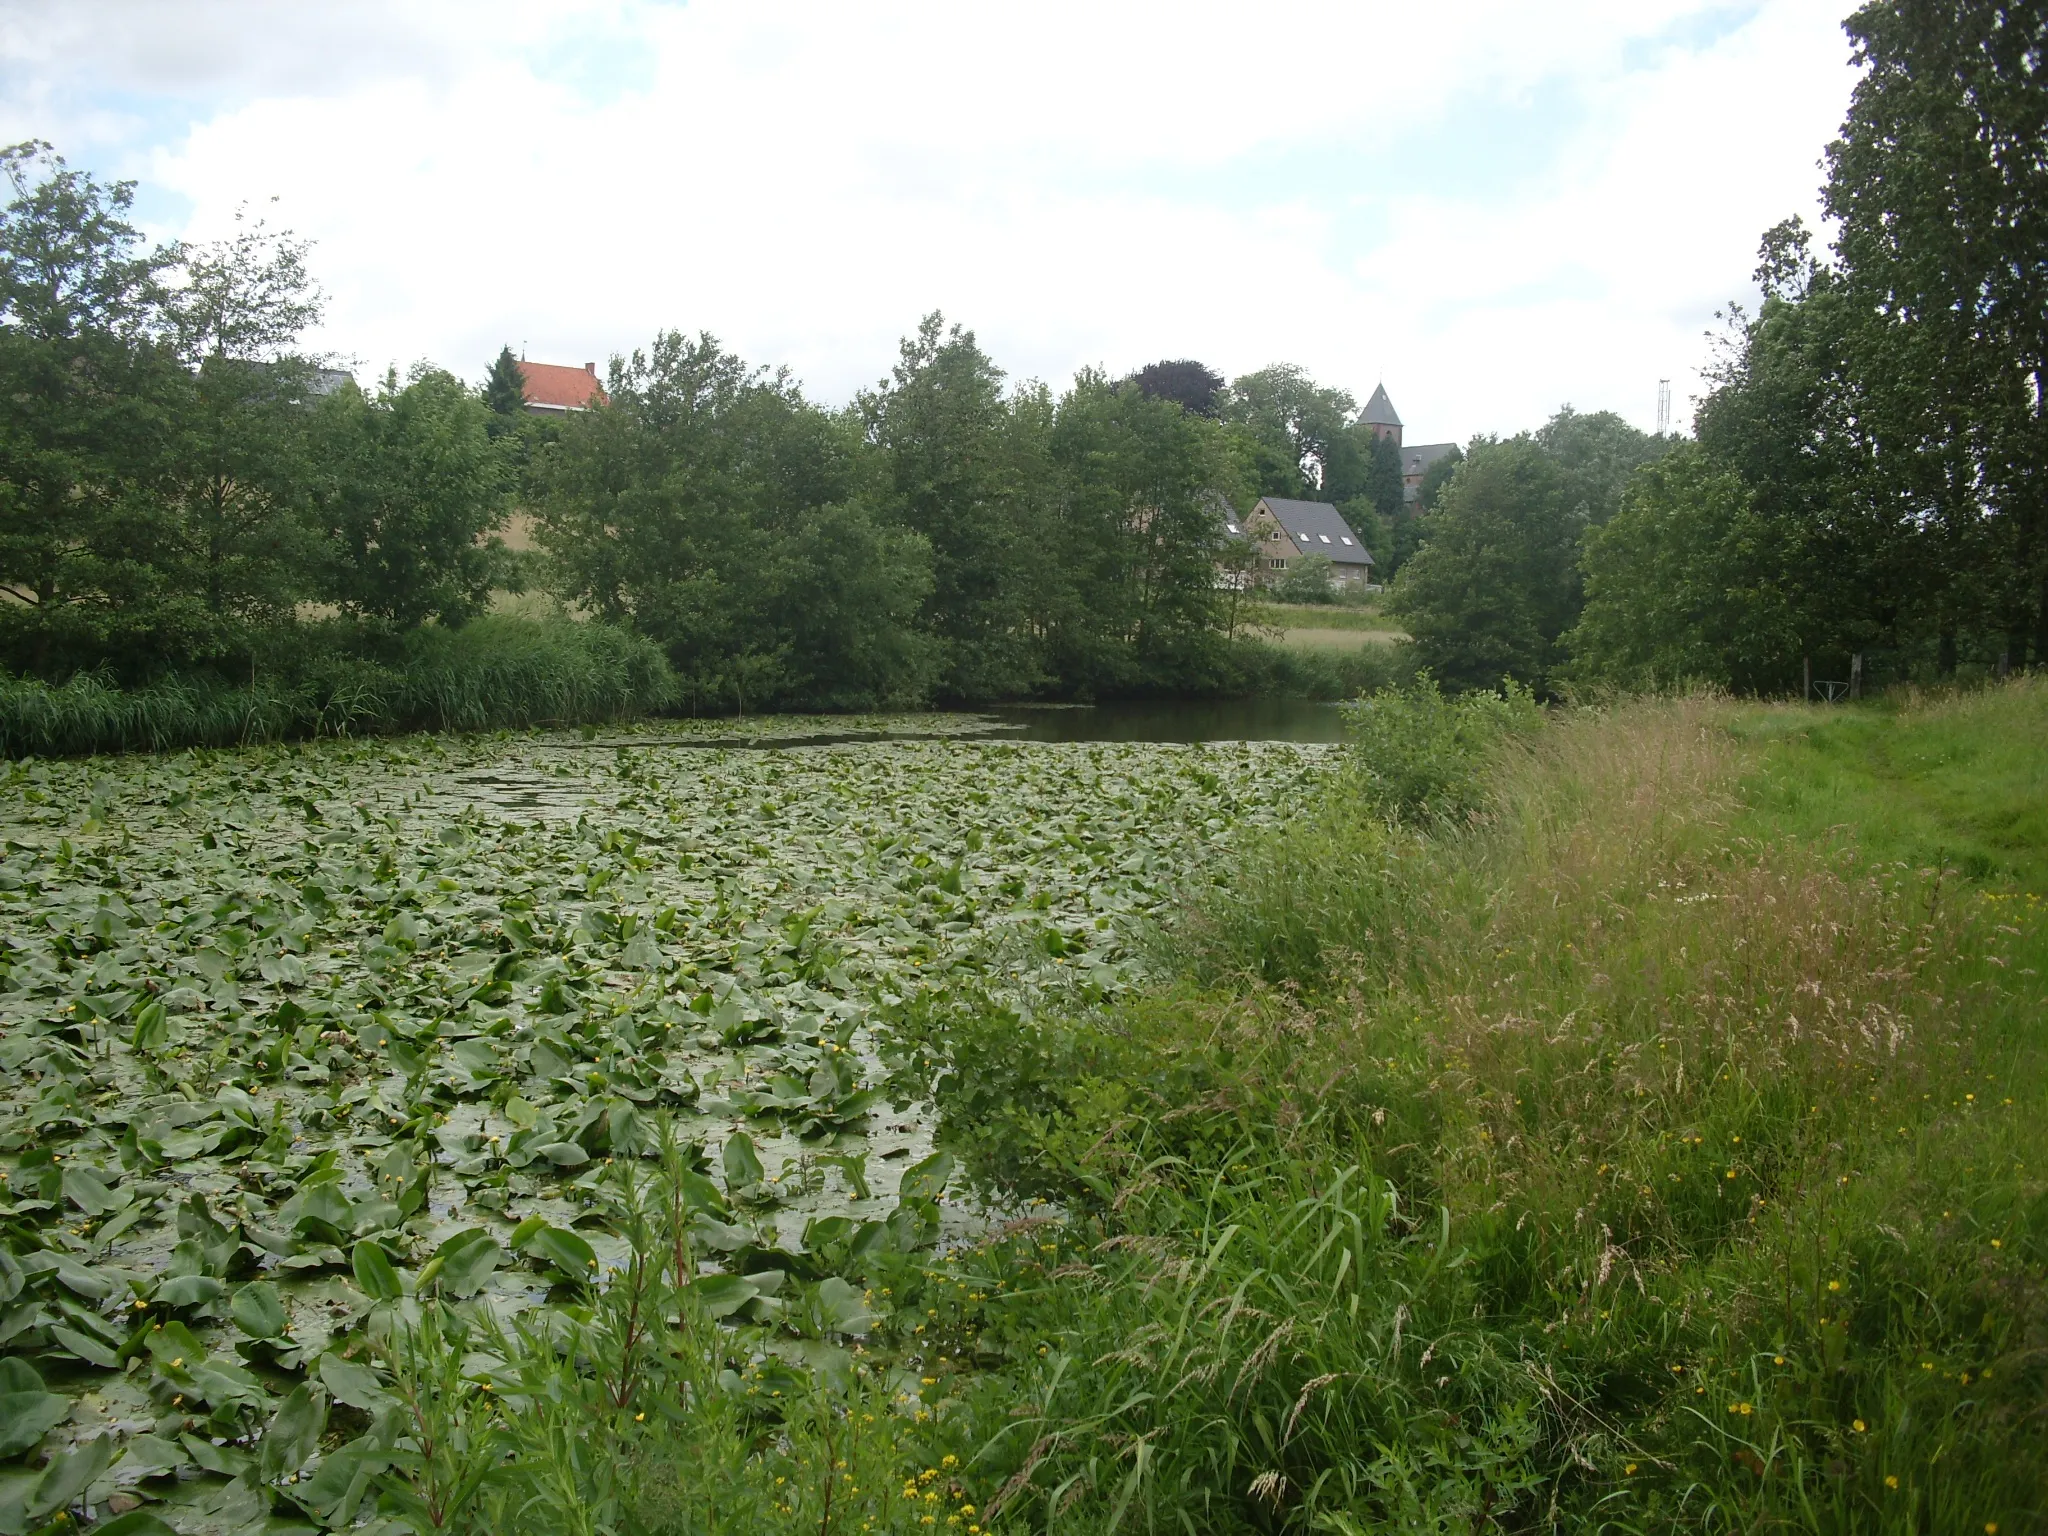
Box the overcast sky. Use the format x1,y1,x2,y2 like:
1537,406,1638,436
2,0,1861,443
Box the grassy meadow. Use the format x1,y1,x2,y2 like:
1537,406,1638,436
0,683,2040,1534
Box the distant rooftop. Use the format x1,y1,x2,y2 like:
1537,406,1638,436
1360,383,1402,428
1401,442,1459,503
518,359,608,412
1253,497,1373,566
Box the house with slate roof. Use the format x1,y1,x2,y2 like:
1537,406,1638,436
1242,496,1375,589
516,359,608,414
1361,383,1458,509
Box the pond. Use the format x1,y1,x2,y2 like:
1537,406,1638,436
0,726,1337,1520
985,696,1349,743
562,696,1353,751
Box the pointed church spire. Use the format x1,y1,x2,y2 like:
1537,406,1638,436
1361,383,1402,427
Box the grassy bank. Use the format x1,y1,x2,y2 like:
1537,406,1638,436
903,682,2047,1532
0,617,676,756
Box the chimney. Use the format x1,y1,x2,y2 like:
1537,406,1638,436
585,362,596,375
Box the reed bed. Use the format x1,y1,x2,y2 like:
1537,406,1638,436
0,618,676,757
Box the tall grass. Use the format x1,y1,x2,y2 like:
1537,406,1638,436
888,684,2048,1532
0,618,676,757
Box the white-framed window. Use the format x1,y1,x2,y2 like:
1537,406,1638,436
1319,534,1331,543
1340,536,1353,545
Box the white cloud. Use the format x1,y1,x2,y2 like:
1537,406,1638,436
5,0,1860,441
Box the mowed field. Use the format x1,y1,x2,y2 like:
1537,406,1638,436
1245,601,1409,650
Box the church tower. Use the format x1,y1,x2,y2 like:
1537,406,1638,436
1361,383,1402,448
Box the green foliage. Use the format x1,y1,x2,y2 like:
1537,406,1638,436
482,345,525,416
1221,363,1367,500
1413,442,1461,513
1,146,1422,718
3,676,2043,1532
0,617,674,754
1126,357,1223,418
536,330,936,714
1341,674,1540,824
316,367,513,628
1393,418,1668,696
1570,443,1807,690
860,313,1048,701
1273,551,1337,605
0,717,1320,1530
1568,2,2048,688
1392,437,1584,693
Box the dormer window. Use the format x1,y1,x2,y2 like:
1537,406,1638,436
1341,536,1353,546
1319,534,1331,543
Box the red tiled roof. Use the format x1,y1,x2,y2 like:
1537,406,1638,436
516,359,608,411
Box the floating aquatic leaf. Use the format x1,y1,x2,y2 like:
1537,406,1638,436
897,1149,955,1203
153,1274,225,1309
90,1512,180,1536
721,1130,765,1195
808,1276,873,1337
0,1387,70,1458
512,1219,597,1283
351,1240,403,1302
25,1431,115,1520
231,1280,290,1340
317,1352,391,1412
0,722,1320,1447
425,1228,503,1298
257,1381,328,1482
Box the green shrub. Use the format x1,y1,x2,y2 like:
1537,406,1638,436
1340,672,1541,823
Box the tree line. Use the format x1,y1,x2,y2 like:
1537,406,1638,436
1401,0,2046,697
0,140,1436,714
12,0,2017,718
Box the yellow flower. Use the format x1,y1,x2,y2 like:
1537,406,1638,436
1852,1419,1867,1433
1827,1280,1842,1292
1885,1476,1899,1489
1624,1463,1638,1475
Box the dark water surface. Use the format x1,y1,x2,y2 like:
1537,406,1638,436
552,698,1350,752
984,697,1348,743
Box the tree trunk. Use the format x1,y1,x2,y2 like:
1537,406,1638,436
1850,652,1863,699
2034,574,2048,672
1938,621,1957,677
